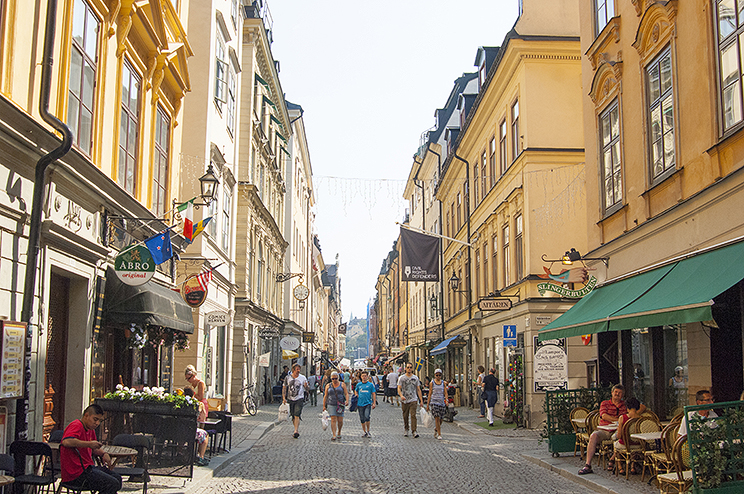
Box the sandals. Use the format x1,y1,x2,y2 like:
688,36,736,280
606,461,615,472
578,465,593,475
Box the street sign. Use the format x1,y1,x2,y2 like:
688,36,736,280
478,298,512,311
503,324,517,347
258,327,280,339
302,332,315,343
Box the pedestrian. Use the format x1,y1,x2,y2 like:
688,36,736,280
183,388,210,465
343,367,351,390
387,367,399,406
307,369,318,407
355,370,377,437
370,370,381,405
323,370,349,441
426,368,447,440
185,364,209,414
381,369,389,403
283,363,309,438
483,367,500,426
397,362,424,438
60,404,122,494
279,365,289,386
476,365,486,418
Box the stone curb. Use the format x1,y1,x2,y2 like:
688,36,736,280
521,454,643,494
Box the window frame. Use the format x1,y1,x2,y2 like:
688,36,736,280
594,0,615,37
645,46,676,182
226,66,236,136
515,214,523,281
221,185,231,253
118,59,141,196
151,105,170,217
599,99,623,212
489,137,496,188
214,30,227,106
716,0,744,134
511,100,520,163
499,119,508,175
503,224,510,287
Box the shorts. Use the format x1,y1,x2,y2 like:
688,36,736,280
328,404,345,417
289,399,304,419
385,387,396,397
358,404,371,423
429,403,446,418
195,428,208,444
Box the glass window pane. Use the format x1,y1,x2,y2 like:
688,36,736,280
614,173,622,202
118,148,127,185
605,178,613,206
130,77,140,113
648,64,661,102
664,129,675,168
720,0,737,39
128,119,137,150
724,82,742,128
67,93,79,139
610,107,619,138
127,155,135,191
70,50,82,98
84,11,98,59
722,41,739,87
72,0,85,46
80,108,92,154
660,54,672,94
651,106,662,142
121,64,130,107
612,142,621,172
653,140,664,176
82,62,95,108
120,113,128,148
602,114,611,146
603,149,612,176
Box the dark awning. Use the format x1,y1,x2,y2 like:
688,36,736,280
430,335,461,356
538,239,744,341
104,268,195,334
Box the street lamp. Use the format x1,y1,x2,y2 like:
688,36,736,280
541,248,609,267
173,164,220,210
448,273,467,293
429,293,437,314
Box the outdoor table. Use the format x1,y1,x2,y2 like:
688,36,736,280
100,445,138,467
631,431,663,452
198,418,221,427
571,418,586,428
597,423,618,432
0,475,14,488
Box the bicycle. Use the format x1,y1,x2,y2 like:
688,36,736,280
241,383,258,416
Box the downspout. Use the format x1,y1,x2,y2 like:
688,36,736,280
427,144,445,342
17,0,74,440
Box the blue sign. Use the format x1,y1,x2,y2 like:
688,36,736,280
503,325,517,347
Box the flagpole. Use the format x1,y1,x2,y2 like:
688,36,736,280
173,261,225,290
396,222,472,247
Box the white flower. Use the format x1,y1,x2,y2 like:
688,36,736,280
116,384,124,391
142,387,151,394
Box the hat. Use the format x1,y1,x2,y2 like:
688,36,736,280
434,368,443,374
675,366,683,373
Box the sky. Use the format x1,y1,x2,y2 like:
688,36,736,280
269,1,520,322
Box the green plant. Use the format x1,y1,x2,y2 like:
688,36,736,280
103,384,198,411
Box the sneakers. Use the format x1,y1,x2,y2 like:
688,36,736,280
404,431,409,437
489,422,494,427
195,457,209,467
362,431,371,438
413,432,419,438
293,432,299,439
436,434,442,440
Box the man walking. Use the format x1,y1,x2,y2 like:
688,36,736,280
355,370,377,437
283,363,309,438
387,367,399,406
398,362,424,438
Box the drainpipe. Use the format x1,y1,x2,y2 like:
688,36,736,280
16,0,74,440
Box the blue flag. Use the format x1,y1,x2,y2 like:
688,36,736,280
145,229,173,265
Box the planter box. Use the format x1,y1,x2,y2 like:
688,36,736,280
96,398,197,416
693,481,744,494
548,433,576,455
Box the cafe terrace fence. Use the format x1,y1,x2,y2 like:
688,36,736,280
95,398,197,478
543,387,611,456
686,400,744,493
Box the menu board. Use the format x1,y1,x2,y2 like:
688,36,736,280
533,336,568,393
1,321,27,399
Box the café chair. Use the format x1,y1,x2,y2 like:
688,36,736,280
54,446,97,494
0,453,14,494
644,421,680,483
570,407,589,457
612,417,645,478
579,410,599,463
657,435,693,493
111,434,152,494
9,441,55,494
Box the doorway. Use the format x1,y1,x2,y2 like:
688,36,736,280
45,272,69,435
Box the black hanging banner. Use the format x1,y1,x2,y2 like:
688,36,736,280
399,227,440,282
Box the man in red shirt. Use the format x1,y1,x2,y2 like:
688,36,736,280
60,404,122,494
578,384,645,475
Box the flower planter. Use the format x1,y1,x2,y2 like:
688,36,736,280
95,398,197,417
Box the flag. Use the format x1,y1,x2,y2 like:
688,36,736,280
196,268,212,291
415,357,425,375
176,198,195,242
144,229,173,265
191,216,212,240
399,227,440,282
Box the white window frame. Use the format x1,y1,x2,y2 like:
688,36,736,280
599,99,622,211
646,47,676,181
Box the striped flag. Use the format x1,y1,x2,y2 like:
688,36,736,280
176,198,195,242
197,268,212,291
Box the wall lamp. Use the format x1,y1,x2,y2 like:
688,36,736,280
541,248,609,267
173,164,220,209
276,272,304,283
448,273,468,293
429,294,437,313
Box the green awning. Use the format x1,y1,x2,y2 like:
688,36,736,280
538,240,744,341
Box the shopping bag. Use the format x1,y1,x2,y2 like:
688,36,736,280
278,402,289,422
420,406,433,428
349,394,358,412
321,410,330,431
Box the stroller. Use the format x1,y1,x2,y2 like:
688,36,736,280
443,387,458,422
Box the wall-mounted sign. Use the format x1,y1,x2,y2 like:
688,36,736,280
182,274,207,307
478,298,512,311
0,321,26,399
503,325,517,347
533,336,568,392
258,327,280,339
535,315,553,326
338,323,347,335
257,352,270,367
302,332,315,343
450,338,467,349
204,346,213,387
206,311,230,326
114,245,155,286
280,336,300,351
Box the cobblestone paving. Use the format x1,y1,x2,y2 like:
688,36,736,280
187,403,595,494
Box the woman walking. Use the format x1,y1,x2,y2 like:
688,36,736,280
323,371,349,441
426,368,448,440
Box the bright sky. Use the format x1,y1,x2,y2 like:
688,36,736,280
269,1,519,322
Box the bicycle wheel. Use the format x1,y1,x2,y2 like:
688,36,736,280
245,395,258,416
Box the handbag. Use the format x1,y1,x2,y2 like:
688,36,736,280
349,394,358,412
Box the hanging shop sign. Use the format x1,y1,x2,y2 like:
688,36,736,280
0,321,26,399
182,274,207,308
537,266,598,298
478,298,512,311
257,352,271,367
302,332,315,343
258,327,280,339
280,336,300,351
114,245,155,286
533,336,568,393
206,310,230,326
449,339,467,349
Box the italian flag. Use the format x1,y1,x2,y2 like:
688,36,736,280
176,198,195,242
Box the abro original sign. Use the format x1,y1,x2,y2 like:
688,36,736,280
477,298,512,311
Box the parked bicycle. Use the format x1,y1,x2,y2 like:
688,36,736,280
241,383,258,416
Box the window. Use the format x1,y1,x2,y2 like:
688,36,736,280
226,67,236,135
118,61,140,195
515,214,523,281
231,0,239,28
456,193,462,231
511,100,520,161
475,247,480,299
503,225,510,287
646,48,675,179
600,101,622,209
473,163,479,206
492,235,498,289
68,0,99,155
489,137,496,188
595,0,615,35
481,150,487,202
208,182,219,237
482,241,489,295
257,242,264,303
717,0,744,130
152,106,169,216
499,120,507,175
214,31,227,106
221,186,231,252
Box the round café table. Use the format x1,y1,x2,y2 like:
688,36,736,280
0,475,14,488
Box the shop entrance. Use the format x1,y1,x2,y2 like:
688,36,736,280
44,272,69,437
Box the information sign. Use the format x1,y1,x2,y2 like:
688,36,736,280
503,325,517,347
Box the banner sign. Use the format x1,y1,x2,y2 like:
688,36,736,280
537,275,598,298
0,321,26,399
114,245,155,286
258,352,271,367
399,227,440,282
533,336,568,392
478,298,512,311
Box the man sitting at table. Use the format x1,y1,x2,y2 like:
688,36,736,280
578,384,646,475
60,404,122,494
678,390,717,437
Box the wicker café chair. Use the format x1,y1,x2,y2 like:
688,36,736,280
580,410,600,462
657,435,693,494
570,407,590,457
612,417,646,478
644,420,681,483
641,409,661,425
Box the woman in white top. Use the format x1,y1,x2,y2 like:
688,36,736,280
427,369,448,440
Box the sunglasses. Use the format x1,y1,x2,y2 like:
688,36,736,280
331,377,338,380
